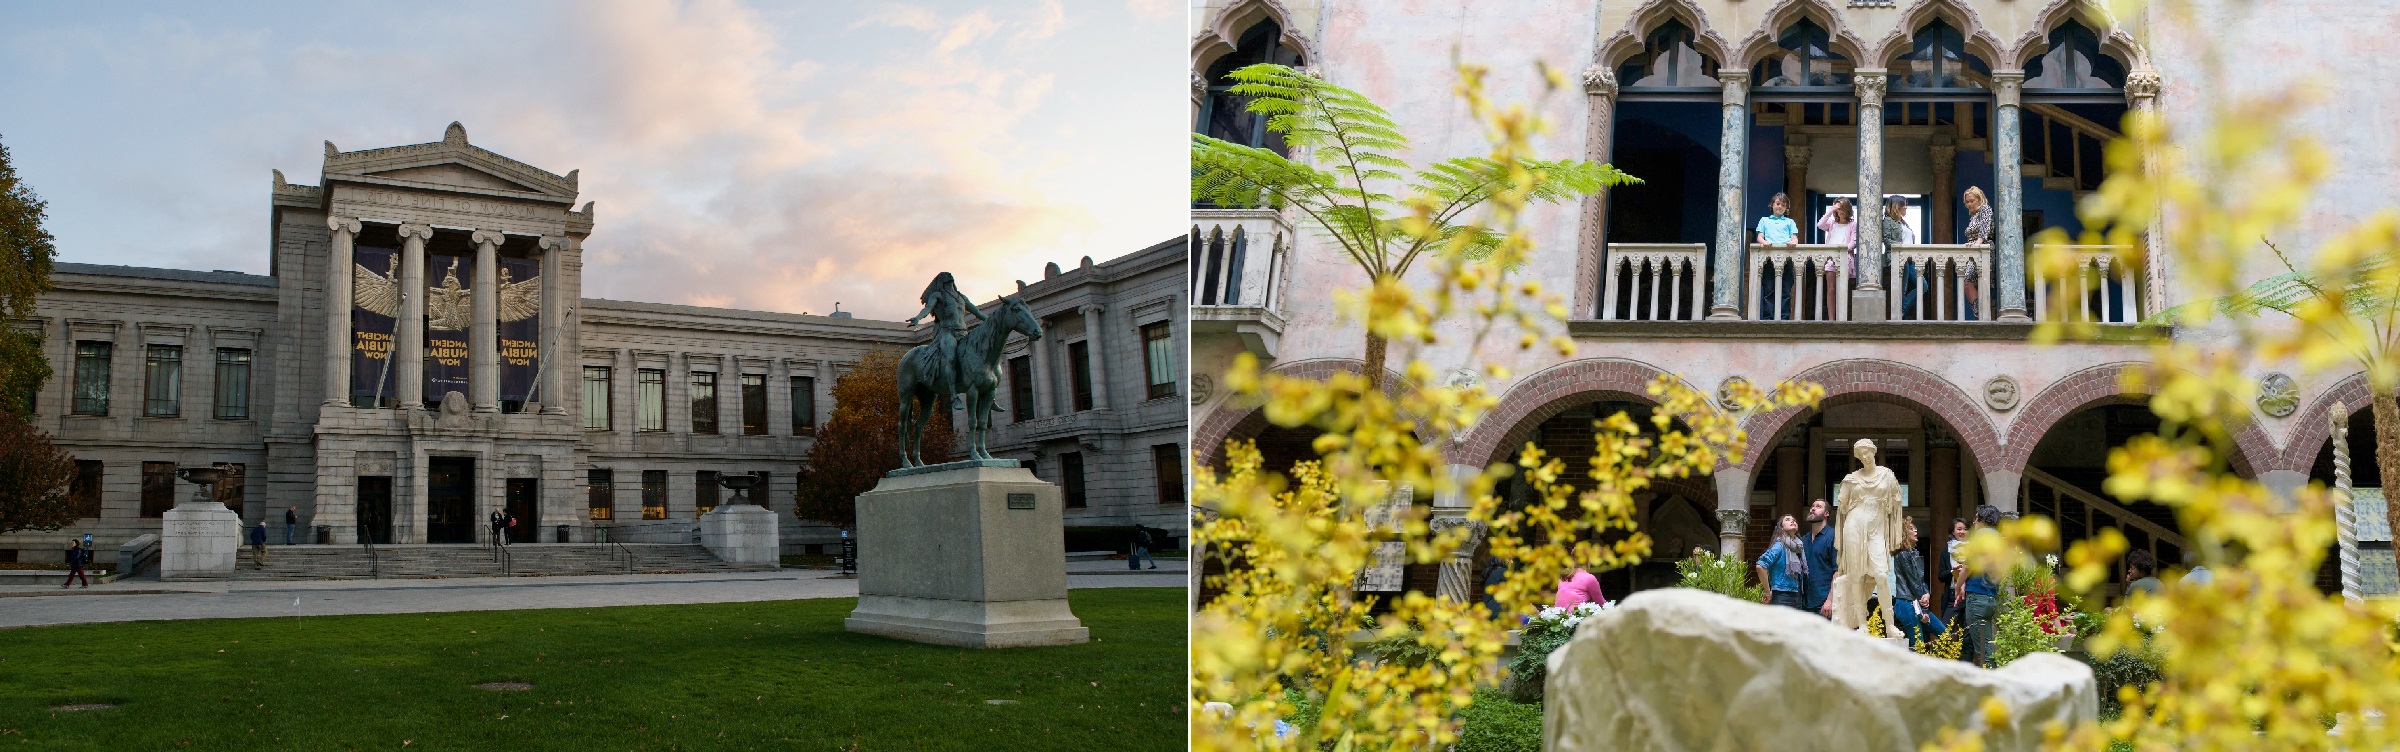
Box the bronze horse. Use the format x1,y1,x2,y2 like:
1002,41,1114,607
897,296,1042,467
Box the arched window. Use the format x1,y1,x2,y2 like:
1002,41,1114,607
2024,20,2126,90
1891,20,1990,90
1619,19,1720,89
1753,19,1851,87
1196,19,1306,154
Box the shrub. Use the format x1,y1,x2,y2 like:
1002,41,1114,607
1990,593,2060,667
1673,550,1761,602
1454,688,1542,752
1506,602,1606,704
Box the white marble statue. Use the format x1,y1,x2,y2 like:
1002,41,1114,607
1832,438,1906,637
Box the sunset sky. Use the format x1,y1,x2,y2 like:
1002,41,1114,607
0,0,1184,320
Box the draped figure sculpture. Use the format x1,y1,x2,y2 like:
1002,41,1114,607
1831,438,1908,638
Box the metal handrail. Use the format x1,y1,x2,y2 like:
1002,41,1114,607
2022,467,2188,556
359,527,380,580
614,541,631,573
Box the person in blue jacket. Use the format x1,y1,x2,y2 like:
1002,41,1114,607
1753,514,1808,609
1801,498,1839,617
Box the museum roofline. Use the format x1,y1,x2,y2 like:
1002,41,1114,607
54,263,277,288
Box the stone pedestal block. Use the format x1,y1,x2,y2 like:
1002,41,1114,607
844,463,1088,648
1851,289,1888,322
699,504,780,566
161,503,241,581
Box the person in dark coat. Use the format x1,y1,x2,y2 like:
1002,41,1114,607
1128,526,1156,570
1801,498,1840,617
248,522,269,567
284,507,300,545
62,540,90,588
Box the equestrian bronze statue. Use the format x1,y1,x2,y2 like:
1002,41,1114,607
897,273,1044,468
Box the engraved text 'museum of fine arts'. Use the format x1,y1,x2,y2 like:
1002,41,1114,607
4,123,1188,571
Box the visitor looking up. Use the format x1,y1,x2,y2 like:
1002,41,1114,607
1891,517,1947,647
1802,498,1839,618
1961,504,2004,667
1753,513,1809,610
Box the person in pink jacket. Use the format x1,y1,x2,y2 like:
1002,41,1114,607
1553,567,1607,609
1814,198,1859,320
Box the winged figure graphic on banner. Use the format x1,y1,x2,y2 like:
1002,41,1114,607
497,267,541,323
352,254,401,318
426,260,472,331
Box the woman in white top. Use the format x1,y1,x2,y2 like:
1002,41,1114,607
1959,186,1993,319
1815,198,1857,320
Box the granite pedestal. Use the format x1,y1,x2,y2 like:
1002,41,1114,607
160,501,240,581
699,503,780,566
844,462,1088,648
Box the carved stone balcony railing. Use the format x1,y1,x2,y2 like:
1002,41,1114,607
1192,208,1292,359
1746,244,1852,321
1601,243,1706,321
2032,245,2143,324
1888,244,1994,322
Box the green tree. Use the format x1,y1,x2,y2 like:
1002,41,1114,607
0,137,54,415
0,411,76,534
792,350,955,528
1190,64,1637,389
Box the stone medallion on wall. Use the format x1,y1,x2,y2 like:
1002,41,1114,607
1984,375,2021,411
1190,374,1214,407
2258,372,2299,418
1444,369,1481,445
1717,376,1751,411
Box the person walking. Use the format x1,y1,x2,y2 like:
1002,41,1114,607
1892,518,1948,648
489,510,507,548
62,540,90,588
1961,505,2004,666
283,507,299,546
1128,526,1157,570
248,521,269,568
1801,498,1840,618
1753,514,1809,610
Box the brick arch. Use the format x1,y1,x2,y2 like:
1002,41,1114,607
1189,358,1411,470
2275,371,2371,473
1450,358,1705,468
1735,359,2004,474
2000,362,2274,477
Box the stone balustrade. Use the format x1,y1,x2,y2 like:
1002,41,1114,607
1189,208,1289,309
1603,243,1707,321
1888,244,1995,322
2031,245,2143,324
1746,244,1851,321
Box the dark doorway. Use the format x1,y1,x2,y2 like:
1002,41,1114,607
358,476,394,545
505,478,539,543
428,457,476,544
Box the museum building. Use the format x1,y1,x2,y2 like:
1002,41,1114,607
1190,0,2392,603
1,124,1188,566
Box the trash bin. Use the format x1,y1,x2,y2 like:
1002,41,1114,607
556,524,570,543
316,525,331,544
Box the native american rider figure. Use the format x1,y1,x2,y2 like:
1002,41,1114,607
906,273,984,389
895,272,1045,469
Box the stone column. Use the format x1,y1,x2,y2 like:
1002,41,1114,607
2334,403,2362,603
1712,466,1753,556
1080,305,1111,410
1930,136,1957,244
470,230,503,412
1774,444,1804,525
395,224,432,409
1716,509,1750,558
1430,516,1488,602
323,216,361,406
537,236,570,414
1707,71,1751,320
1851,70,1890,321
1929,444,1959,599
1783,140,1811,220
1029,318,1054,418
1576,67,1621,319
2125,70,2167,318
1993,70,2030,322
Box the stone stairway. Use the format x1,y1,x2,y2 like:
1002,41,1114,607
230,543,769,581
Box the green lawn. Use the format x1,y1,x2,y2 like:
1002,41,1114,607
0,588,1185,750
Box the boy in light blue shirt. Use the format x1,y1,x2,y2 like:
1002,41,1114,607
1755,192,1801,318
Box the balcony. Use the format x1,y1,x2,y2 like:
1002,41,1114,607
1191,208,1291,359
2032,245,2145,324
1886,244,1992,321
1600,243,1705,321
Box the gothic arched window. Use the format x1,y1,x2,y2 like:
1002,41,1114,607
1891,20,1990,90
1753,19,1851,87
1197,19,1306,155
1619,19,1721,89
2024,20,2126,90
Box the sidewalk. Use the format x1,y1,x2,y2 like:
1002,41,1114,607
0,568,1185,629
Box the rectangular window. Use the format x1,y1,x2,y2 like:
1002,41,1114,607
215,463,245,516
1153,444,1184,505
791,376,816,434
690,371,718,434
587,468,614,521
1008,356,1034,422
637,368,665,431
741,374,767,435
582,366,612,430
140,461,175,518
213,348,251,419
143,345,182,417
71,461,102,518
72,341,110,415
696,470,719,516
1069,341,1094,412
641,470,667,519
1141,322,1175,400
1061,451,1087,508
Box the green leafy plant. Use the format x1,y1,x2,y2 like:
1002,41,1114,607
1673,549,1762,602
1990,593,2060,668
1454,688,1542,752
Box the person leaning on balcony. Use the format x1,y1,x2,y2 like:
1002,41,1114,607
1817,197,1859,319
1885,196,1921,318
1753,514,1810,610
1959,186,1993,319
1756,192,1802,320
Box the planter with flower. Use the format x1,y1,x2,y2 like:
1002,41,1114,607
1506,601,1613,704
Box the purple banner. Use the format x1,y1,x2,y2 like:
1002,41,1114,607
424,254,472,404
350,245,400,400
498,255,540,403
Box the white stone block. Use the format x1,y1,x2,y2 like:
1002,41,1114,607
160,503,242,581
844,463,1088,648
698,504,780,566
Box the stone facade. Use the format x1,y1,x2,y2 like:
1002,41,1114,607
2,124,1186,565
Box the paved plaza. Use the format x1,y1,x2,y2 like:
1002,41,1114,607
0,560,1185,629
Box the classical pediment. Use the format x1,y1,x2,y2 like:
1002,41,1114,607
321,122,580,204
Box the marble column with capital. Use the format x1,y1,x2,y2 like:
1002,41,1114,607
1851,70,1890,321
324,216,361,406
1707,71,1751,320
537,236,570,414
470,230,503,412
2125,69,2166,318
1993,70,2030,322
1783,140,1811,216
1576,66,1620,319
395,224,432,409
1080,305,1111,410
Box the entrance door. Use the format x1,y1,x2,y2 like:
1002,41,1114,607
427,457,476,544
358,476,394,545
505,478,539,543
